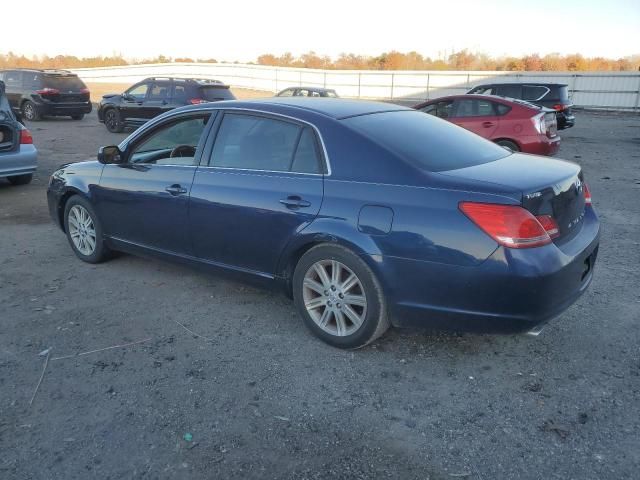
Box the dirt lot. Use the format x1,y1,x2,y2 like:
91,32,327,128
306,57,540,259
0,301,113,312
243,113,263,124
1,108,639,480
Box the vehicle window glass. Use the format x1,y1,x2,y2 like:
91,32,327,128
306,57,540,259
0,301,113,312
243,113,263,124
5,71,22,86
129,115,210,166
278,89,294,97
326,90,338,98
470,86,494,95
291,127,321,174
126,83,149,100
148,83,170,101
43,75,85,91
23,73,41,88
293,89,306,97
455,99,495,117
344,110,509,172
211,113,302,172
495,85,521,98
495,103,511,116
522,86,548,101
419,100,453,119
172,84,187,102
200,86,235,101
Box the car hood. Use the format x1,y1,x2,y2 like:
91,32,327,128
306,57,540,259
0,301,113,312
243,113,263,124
56,159,103,174
101,93,121,100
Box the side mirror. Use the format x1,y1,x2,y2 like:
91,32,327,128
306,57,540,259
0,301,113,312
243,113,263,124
97,145,123,164
122,93,135,102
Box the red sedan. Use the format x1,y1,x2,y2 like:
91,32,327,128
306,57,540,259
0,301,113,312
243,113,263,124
413,94,560,156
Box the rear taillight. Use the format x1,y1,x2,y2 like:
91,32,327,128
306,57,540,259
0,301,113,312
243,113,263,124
583,182,592,205
532,113,547,135
189,98,206,104
36,88,60,95
459,202,554,248
552,104,566,111
535,215,560,239
20,129,33,144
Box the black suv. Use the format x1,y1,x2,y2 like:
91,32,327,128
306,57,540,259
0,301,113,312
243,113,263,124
97,77,236,132
0,69,92,121
467,82,575,129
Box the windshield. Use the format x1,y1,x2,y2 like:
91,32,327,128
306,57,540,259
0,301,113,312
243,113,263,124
43,75,86,91
343,110,510,172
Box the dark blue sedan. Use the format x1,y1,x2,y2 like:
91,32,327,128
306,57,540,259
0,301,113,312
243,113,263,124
47,98,599,348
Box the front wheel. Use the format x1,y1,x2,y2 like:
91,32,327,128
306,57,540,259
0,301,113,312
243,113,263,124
103,108,123,133
7,174,33,185
63,196,110,263
293,244,389,349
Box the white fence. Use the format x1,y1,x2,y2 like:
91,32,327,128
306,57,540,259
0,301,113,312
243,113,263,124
71,63,640,110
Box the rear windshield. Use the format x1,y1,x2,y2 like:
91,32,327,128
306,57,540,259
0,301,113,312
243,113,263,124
548,85,569,101
43,75,86,91
343,110,510,172
200,86,235,101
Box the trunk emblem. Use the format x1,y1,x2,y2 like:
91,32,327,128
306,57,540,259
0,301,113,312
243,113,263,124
525,191,542,199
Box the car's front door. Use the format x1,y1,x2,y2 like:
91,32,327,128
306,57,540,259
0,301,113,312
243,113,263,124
95,113,213,254
143,81,173,119
450,98,499,138
120,82,150,125
189,111,325,276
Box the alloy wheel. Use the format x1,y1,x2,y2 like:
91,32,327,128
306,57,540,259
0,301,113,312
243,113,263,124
302,259,367,336
68,205,97,256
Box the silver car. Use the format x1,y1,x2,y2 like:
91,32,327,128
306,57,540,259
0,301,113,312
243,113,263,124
0,80,37,185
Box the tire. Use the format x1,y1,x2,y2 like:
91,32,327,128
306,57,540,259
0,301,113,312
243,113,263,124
71,114,84,120
495,139,520,152
63,195,110,264
103,108,123,133
21,101,41,121
7,174,33,185
293,244,390,349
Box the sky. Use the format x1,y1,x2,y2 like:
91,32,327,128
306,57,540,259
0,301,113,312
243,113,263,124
2,0,639,61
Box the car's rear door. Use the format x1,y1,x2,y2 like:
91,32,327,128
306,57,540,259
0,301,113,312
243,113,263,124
450,98,499,138
188,111,325,276
95,112,214,254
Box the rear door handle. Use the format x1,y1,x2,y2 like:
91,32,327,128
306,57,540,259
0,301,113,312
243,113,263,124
482,121,495,128
279,196,311,209
165,184,187,196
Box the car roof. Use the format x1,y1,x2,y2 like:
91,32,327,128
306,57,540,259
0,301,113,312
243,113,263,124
178,97,409,120
282,86,336,92
1,68,75,75
142,77,228,86
472,82,567,87
419,94,544,110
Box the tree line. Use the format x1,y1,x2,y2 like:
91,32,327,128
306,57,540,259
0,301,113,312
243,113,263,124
1,50,638,71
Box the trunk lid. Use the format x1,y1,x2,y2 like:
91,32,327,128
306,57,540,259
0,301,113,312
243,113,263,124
439,153,587,243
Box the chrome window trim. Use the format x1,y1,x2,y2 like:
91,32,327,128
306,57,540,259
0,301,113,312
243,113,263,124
207,107,332,176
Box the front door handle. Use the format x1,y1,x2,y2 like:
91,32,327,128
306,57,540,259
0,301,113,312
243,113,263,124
165,184,187,196
280,196,311,209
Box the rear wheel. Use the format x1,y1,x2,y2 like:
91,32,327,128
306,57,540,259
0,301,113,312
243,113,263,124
63,195,110,263
104,108,123,133
7,174,33,185
21,101,41,121
71,114,84,120
293,244,389,349
495,139,520,152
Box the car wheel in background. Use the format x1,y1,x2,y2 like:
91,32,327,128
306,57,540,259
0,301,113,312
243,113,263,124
495,139,520,152
21,101,41,121
63,195,110,263
104,108,123,133
7,174,33,185
71,114,84,120
293,244,390,349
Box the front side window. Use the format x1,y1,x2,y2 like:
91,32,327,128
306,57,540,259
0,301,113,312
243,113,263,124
129,115,210,165
278,89,294,97
210,113,321,174
126,83,149,100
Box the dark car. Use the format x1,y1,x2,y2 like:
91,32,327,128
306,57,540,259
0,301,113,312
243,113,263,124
97,77,236,133
414,94,560,156
276,86,339,97
0,69,92,121
467,83,575,129
0,80,37,184
47,98,599,349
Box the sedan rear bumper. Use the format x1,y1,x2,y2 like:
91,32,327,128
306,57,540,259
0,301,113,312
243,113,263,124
379,207,600,333
34,99,92,117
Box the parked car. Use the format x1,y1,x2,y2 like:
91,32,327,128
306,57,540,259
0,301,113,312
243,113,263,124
97,77,236,133
0,68,91,121
47,98,599,348
276,86,339,97
0,80,37,185
413,94,560,156
466,82,575,129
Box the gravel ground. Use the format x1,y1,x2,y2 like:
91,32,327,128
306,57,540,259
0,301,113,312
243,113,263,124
1,109,639,480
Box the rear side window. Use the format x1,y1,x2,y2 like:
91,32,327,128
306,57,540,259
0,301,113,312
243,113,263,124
291,128,322,174
4,71,22,86
212,114,302,172
522,85,549,101
148,83,170,101
344,110,509,172
200,87,235,101
172,84,188,102
495,85,521,98
43,75,86,91
454,99,495,117
495,103,511,115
